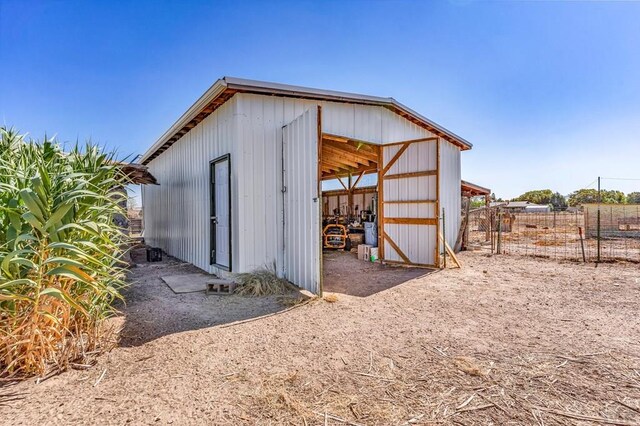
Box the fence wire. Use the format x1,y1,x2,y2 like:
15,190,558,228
464,205,640,264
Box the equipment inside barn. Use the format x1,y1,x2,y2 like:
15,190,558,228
322,224,352,251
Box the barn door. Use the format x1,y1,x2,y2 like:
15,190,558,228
282,107,321,294
210,154,231,270
380,138,438,267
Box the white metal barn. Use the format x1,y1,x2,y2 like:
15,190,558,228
140,77,473,295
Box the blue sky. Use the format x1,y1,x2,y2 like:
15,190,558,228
1,0,639,199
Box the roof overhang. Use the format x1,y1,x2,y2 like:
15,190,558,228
461,179,491,197
141,77,473,165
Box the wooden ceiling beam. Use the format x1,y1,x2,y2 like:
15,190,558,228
322,146,372,167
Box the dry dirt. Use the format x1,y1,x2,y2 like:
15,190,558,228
2,252,640,425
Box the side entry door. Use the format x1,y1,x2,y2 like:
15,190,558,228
210,154,231,270
282,107,321,294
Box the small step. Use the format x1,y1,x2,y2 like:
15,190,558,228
205,279,236,295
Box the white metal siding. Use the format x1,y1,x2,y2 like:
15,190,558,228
282,108,320,293
439,139,462,252
142,91,462,282
142,97,239,276
234,93,436,277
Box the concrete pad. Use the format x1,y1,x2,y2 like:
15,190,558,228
161,273,213,294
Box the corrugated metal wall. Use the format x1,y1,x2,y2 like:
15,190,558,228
282,108,320,293
142,98,238,276
142,91,463,285
233,93,439,278
439,139,462,252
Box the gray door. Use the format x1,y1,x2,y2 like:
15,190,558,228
210,154,231,270
282,107,321,294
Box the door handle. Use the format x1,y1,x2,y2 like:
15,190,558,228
211,216,218,224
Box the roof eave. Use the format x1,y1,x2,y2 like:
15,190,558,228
140,78,228,164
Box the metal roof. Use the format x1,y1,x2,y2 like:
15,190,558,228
141,77,473,165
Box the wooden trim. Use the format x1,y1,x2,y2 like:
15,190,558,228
385,217,438,225
322,185,376,197
383,231,411,263
382,136,439,147
435,138,441,268
382,259,437,269
383,170,437,180
377,145,384,260
383,199,436,204
382,143,410,176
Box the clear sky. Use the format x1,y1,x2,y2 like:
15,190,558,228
1,0,639,199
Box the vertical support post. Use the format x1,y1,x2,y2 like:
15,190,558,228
485,194,490,242
497,208,502,254
578,226,586,263
377,145,385,260
442,207,446,268
597,176,601,266
435,138,441,267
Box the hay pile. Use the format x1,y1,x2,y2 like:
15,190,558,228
233,265,297,297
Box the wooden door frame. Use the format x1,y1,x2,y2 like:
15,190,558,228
378,137,441,268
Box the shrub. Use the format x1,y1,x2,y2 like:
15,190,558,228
0,128,131,377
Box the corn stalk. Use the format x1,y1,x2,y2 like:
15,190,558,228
0,128,131,377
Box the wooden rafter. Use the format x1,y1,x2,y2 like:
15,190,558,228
323,139,378,159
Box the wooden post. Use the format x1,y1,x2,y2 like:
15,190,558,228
442,207,446,268
497,208,502,254
578,226,586,263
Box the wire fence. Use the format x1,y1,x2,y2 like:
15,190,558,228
465,205,640,264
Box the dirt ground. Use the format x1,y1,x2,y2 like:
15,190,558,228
2,252,640,425
323,250,431,297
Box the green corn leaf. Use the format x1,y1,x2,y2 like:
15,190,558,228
39,287,88,316
19,189,45,223
46,264,95,283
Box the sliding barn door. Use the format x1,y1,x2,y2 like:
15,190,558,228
380,138,438,267
282,107,321,294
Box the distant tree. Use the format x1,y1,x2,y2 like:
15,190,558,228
470,197,486,208
514,189,553,205
550,192,568,211
568,189,627,206
490,192,504,202
627,192,640,204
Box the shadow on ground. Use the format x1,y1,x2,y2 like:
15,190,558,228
117,248,292,347
322,250,434,297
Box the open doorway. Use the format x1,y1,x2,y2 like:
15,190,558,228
319,134,433,297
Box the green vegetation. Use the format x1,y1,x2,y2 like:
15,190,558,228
567,189,627,206
513,189,554,205
508,188,638,209
0,128,130,377
627,192,640,204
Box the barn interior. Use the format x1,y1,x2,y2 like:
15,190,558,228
320,134,428,296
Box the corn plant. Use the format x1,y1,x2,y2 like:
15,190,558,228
0,128,131,377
